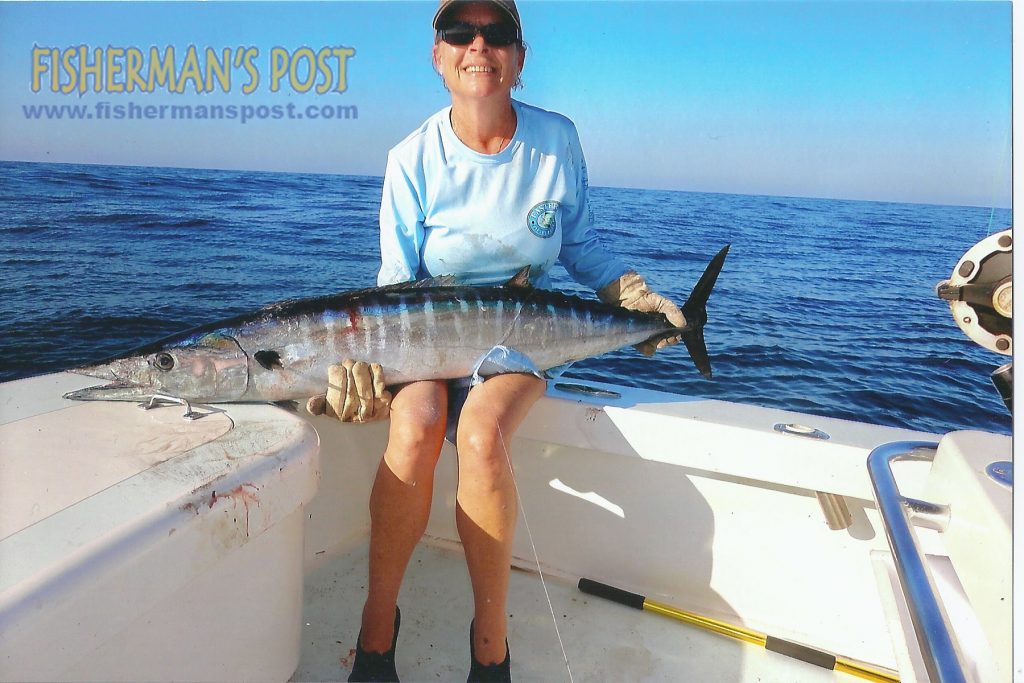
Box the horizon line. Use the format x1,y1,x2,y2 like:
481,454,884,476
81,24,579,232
0,157,1011,212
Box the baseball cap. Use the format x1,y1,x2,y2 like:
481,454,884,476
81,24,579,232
432,0,522,32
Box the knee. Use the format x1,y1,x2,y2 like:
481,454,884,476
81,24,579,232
387,419,444,462
384,413,445,474
456,423,510,486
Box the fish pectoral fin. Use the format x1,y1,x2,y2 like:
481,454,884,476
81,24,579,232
254,349,283,370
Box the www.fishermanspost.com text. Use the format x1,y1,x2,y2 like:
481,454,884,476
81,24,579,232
22,101,359,125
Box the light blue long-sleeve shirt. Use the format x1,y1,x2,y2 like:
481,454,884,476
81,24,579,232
377,99,629,290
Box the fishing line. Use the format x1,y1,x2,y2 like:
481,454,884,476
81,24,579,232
982,123,1011,238
479,378,575,683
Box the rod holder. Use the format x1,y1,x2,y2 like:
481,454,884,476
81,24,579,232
815,491,853,530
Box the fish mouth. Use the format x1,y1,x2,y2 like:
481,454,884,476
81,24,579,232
63,379,154,401
64,361,154,401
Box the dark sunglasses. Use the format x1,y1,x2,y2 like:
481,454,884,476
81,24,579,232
438,22,521,47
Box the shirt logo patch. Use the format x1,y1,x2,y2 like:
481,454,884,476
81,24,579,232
527,200,560,239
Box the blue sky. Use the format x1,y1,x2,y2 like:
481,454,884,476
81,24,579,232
0,1,1012,207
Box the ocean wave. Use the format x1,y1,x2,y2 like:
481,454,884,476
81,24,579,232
135,217,215,229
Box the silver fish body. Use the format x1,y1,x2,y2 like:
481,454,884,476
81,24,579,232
65,246,729,403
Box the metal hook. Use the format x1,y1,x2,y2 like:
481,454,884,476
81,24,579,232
138,394,203,420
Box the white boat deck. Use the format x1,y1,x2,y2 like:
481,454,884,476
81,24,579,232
293,539,857,683
3,374,1008,682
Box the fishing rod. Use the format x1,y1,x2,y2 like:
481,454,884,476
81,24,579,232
578,577,899,683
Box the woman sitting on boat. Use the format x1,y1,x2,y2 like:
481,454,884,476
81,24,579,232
308,1,684,680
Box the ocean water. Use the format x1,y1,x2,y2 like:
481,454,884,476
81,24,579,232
0,161,1011,435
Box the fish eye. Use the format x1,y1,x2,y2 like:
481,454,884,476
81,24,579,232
154,352,175,371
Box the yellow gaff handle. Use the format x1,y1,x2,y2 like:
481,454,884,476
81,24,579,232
578,578,899,683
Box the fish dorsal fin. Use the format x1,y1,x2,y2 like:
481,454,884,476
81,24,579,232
407,273,461,289
504,266,532,289
334,274,462,300
372,274,461,293
257,274,463,315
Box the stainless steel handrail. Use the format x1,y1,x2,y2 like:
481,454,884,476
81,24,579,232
867,440,970,683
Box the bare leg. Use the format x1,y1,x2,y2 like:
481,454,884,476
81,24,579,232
455,373,546,665
358,380,448,652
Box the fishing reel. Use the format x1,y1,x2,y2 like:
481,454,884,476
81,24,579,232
936,228,1012,412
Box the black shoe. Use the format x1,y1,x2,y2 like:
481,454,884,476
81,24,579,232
467,620,511,682
348,606,401,682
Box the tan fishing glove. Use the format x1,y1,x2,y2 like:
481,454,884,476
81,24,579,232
306,359,392,423
598,272,686,356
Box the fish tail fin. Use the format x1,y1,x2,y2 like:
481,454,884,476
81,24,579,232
678,244,730,380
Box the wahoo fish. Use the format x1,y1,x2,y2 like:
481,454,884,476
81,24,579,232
64,245,729,403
